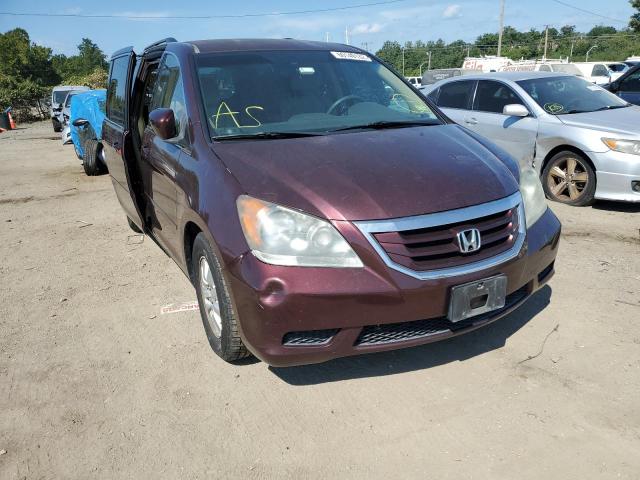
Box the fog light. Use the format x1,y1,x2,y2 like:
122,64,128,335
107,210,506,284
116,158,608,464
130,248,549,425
632,181,640,193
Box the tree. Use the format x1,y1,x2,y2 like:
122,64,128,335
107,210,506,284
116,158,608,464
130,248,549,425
0,28,59,119
631,0,640,32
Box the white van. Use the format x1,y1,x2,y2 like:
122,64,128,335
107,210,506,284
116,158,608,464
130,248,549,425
50,85,88,132
573,62,622,85
405,76,422,87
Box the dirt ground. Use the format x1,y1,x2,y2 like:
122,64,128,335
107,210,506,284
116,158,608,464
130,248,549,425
0,121,639,479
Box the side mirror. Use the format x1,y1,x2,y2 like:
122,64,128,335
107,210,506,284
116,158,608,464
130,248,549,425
149,108,177,140
503,104,529,117
72,118,89,127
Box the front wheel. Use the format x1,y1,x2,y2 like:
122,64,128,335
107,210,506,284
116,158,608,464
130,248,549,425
52,117,62,133
542,151,596,206
192,233,250,363
82,139,106,176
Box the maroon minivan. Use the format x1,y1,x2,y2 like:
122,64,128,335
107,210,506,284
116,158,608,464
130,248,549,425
102,38,561,367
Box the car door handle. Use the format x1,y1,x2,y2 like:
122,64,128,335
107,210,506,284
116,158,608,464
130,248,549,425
464,117,478,125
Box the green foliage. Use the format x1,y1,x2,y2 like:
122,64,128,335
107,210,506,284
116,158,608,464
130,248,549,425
631,0,640,32
376,25,640,76
0,30,108,120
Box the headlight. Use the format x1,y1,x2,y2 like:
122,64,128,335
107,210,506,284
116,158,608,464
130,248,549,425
519,167,547,227
602,138,640,156
236,195,363,268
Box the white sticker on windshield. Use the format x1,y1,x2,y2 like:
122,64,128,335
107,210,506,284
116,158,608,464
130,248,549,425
331,51,372,62
299,67,315,75
587,85,602,91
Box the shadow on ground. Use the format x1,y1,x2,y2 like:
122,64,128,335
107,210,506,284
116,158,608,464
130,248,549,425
592,200,640,213
270,286,552,385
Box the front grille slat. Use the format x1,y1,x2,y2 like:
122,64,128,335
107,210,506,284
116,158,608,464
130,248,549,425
355,285,529,346
373,206,520,272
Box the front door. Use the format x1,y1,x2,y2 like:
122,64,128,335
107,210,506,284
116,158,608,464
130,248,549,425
140,53,189,258
466,80,538,168
102,48,146,230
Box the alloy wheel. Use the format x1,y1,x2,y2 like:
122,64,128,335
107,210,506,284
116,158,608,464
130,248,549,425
546,156,590,202
199,255,222,338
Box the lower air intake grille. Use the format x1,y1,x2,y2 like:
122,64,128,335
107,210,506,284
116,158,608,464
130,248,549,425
355,285,529,346
283,329,340,346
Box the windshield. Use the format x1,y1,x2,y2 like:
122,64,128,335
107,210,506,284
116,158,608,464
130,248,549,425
516,75,628,114
64,92,78,107
53,90,70,104
196,50,440,139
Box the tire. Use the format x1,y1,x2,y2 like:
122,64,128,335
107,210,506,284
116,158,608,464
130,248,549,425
192,233,250,362
127,217,143,233
52,118,62,133
542,151,596,207
82,139,104,176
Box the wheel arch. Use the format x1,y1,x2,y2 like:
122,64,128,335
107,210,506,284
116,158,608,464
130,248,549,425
183,221,203,284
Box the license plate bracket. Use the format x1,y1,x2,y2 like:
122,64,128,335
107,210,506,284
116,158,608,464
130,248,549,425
447,275,507,323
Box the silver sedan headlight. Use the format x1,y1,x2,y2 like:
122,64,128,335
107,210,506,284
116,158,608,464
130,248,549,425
236,195,363,268
602,138,640,156
520,167,548,227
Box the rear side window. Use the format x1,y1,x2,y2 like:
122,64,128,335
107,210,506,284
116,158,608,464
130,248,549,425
151,54,188,146
592,64,609,77
473,80,520,114
437,80,475,109
106,56,129,125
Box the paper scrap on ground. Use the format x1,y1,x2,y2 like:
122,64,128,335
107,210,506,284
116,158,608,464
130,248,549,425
160,301,199,315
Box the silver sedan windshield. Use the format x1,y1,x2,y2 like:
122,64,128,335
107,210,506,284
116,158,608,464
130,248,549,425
517,76,628,115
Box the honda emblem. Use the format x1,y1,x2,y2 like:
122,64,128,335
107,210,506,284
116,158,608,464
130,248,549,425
456,228,482,253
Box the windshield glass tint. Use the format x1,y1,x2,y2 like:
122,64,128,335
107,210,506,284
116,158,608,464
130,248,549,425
196,50,439,138
64,94,75,107
517,75,628,114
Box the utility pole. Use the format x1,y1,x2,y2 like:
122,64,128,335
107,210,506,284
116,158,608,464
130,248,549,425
497,0,505,56
402,47,405,76
325,32,330,43
569,39,575,61
427,51,432,70
345,26,349,45
543,25,549,60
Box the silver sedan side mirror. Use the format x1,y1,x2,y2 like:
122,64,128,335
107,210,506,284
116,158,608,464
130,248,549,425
503,104,529,117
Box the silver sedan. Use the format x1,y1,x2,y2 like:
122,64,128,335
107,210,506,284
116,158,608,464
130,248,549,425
422,71,640,205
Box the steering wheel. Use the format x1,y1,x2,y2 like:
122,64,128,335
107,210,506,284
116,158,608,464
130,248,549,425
327,95,364,116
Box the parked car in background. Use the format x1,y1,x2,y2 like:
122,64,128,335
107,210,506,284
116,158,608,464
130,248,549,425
102,38,560,367
603,64,640,106
421,68,481,86
69,89,108,176
607,62,629,78
624,56,640,67
425,72,640,205
50,85,88,132
573,62,623,84
405,76,421,87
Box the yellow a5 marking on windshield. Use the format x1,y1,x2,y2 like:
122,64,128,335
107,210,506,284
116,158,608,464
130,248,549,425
214,101,264,128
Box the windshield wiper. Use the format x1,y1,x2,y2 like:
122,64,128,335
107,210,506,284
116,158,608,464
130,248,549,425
214,131,325,141
560,104,631,115
330,120,438,132
593,104,630,111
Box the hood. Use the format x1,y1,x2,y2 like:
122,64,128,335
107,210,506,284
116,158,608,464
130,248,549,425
557,106,640,137
214,124,519,221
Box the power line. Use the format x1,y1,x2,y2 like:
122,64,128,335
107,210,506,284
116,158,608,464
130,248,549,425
548,0,629,24
0,0,411,20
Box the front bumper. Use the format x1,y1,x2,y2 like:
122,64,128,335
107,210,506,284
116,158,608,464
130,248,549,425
226,208,561,367
592,150,640,202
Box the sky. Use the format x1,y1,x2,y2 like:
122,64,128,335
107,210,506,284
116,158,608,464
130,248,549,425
0,0,636,57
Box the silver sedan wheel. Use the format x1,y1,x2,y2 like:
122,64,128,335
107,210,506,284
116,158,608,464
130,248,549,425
199,256,222,338
546,156,590,202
